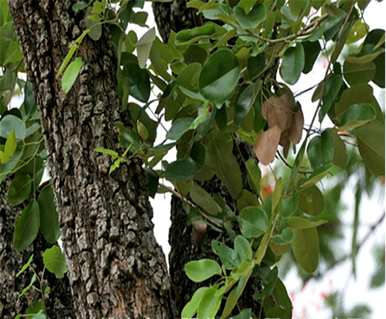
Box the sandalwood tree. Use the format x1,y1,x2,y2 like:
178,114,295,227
0,0,384,318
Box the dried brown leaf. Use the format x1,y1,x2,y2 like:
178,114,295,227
289,109,304,144
254,126,282,165
262,95,294,131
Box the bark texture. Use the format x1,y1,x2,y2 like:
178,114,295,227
0,182,74,318
153,1,263,315
10,1,172,318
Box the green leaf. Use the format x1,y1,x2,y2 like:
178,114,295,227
272,178,284,213
166,117,194,140
286,216,326,229
280,43,304,85
95,147,119,159
211,240,238,269
197,286,223,319
7,174,32,206
207,134,242,198
232,309,253,319
307,130,334,171
343,61,376,85
61,57,84,94
72,1,88,12
0,115,26,140
3,130,16,160
239,206,268,238
221,272,252,319
245,159,261,193
319,73,343,121
339,103,376,130
38,184,60,244
184,259,222,283
238,0,256,14
136,27,156,68
299,185,324,215
234,4,266,29
292,227,319,273
346,20,368,44
354,119,385,176
302,41,321,74
176,23,216,44
123,61,151,102
235,82,260,125
182,287,210,319
190,182,222,215
165,158,198,181
13,200,40,252
16,254,34,277
42,245,68,279
234,235,252,262
199,48,240,105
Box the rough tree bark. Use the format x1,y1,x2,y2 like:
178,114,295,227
9,1,172,318
0,182,74,319
153,1,262,315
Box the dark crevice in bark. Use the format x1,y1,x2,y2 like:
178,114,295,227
10,1,172,318
0,182,74,319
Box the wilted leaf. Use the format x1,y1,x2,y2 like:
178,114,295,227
254,126,281,165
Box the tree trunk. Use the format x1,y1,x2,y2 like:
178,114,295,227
153,1,263,315
9,1,172,318
0,182,74,318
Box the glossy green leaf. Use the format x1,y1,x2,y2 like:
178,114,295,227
319,73,343,121
42,245,68,279
7,174,32,206
302,41,321,74
190,182,222,215
299,185,324,215
343,61,376,85
292,227,319,273
199,48,240,105
164,158,198,181
38,184,60,244
234,4,266,29
166,117,194,140
235,82,260,125
280,43,304,85
13,200,40,252
184,259,222,283
0,115,26,140
61,57,84,94
307,130,334,171
346,20,368,44
339,103,376,130
239,206,268,238
136,27,156,68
